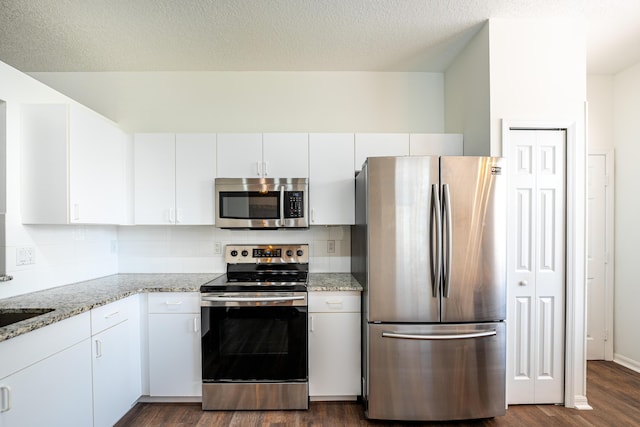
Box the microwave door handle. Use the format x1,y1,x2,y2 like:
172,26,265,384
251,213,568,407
279,185,285,226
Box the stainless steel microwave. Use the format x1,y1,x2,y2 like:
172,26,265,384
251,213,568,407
215,178,309,229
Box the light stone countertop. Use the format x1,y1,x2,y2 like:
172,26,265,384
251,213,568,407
308,273,363,292
0,272,361,343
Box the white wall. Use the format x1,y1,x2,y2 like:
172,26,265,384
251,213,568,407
489,18,587,156
611,62,640,370
117,225,350,274
444,22,490,155
28,72,445,133
587,75,614,151
0,60,119,299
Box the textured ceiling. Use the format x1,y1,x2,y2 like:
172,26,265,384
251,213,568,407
0,0,639,74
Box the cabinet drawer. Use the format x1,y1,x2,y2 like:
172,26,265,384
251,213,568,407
309,292,361,313
148,292,200,314
91,297,131,335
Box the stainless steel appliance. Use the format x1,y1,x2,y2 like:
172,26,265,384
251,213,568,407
353,156,506,421
200,244,309,410
215,178,308,229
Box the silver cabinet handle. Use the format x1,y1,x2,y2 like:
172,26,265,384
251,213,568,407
0,385,11,413
193,316,199,333
202,295,305,303
95,339,103,358
104,310,120,319
382,330,496,340
164,300,183,305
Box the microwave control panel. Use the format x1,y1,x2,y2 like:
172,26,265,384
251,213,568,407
284,191,304,218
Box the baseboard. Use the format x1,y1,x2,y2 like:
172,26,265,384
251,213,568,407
572,395,593,410
137,396,202,403
613,354,640,373
310,396,358,402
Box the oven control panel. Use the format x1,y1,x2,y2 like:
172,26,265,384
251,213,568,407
225,244,309,264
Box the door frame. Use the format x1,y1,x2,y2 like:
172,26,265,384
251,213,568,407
587,149,615,361
502,119,589,410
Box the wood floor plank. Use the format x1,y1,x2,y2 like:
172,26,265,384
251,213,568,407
115,361,640,426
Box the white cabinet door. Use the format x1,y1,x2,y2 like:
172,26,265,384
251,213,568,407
134,133,176,224
134,133,216,225
0,340,93,427
148,313,202,396
147,292,201,397
175,133,217,224
217,133,309,178
217,133,262,177
263,133,309,177
409,133,463,156
20,103,127,224
69,104,127,224
309,133,355,225
92,320,136,427
354,133,409,171
308,292,361,399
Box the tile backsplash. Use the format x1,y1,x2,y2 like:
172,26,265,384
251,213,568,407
117,225,350,273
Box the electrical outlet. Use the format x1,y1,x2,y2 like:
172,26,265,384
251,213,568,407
214,241,222,255
16,247,35,266
327,240,335,254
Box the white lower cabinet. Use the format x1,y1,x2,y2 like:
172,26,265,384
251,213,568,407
91,296,141,427
308,291,361,400
148,293,201,397
0,314,93,427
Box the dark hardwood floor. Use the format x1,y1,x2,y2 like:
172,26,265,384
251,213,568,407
115,361,640,426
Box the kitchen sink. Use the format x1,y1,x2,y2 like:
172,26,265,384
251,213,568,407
0,308,54,328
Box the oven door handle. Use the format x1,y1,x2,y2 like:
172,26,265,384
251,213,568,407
201,295,306,303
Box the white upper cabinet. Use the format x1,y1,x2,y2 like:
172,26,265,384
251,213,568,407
216,133,262,178
20,104,127,224
134,133,216,225
354,133,410,171
217,133,309,178
262,133,309,178
175,134,218,225
309,133,355,225
409,133,464,156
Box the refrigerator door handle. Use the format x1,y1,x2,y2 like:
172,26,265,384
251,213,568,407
442,183,453,298
430,184,442,298
382,330,497,340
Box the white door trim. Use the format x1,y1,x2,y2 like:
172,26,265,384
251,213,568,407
502,119,589,410
588,149,615,361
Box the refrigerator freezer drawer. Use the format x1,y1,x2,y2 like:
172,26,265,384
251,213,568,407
365,322,506,421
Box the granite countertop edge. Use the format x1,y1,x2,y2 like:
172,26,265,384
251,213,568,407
0,272,362,343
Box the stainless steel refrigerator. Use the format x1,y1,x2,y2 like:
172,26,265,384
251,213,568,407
352,156,506,421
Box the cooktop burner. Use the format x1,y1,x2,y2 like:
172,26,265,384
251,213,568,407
200,244,309,293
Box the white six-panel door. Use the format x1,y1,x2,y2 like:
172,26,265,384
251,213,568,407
506,129,566,404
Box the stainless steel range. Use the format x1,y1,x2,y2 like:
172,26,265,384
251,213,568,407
200,244,309,410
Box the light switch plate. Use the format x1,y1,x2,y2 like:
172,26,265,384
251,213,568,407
16,247,35,266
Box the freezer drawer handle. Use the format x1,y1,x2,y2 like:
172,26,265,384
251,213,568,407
382,330,497,340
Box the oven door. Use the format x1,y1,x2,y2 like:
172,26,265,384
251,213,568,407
201,292,307,383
